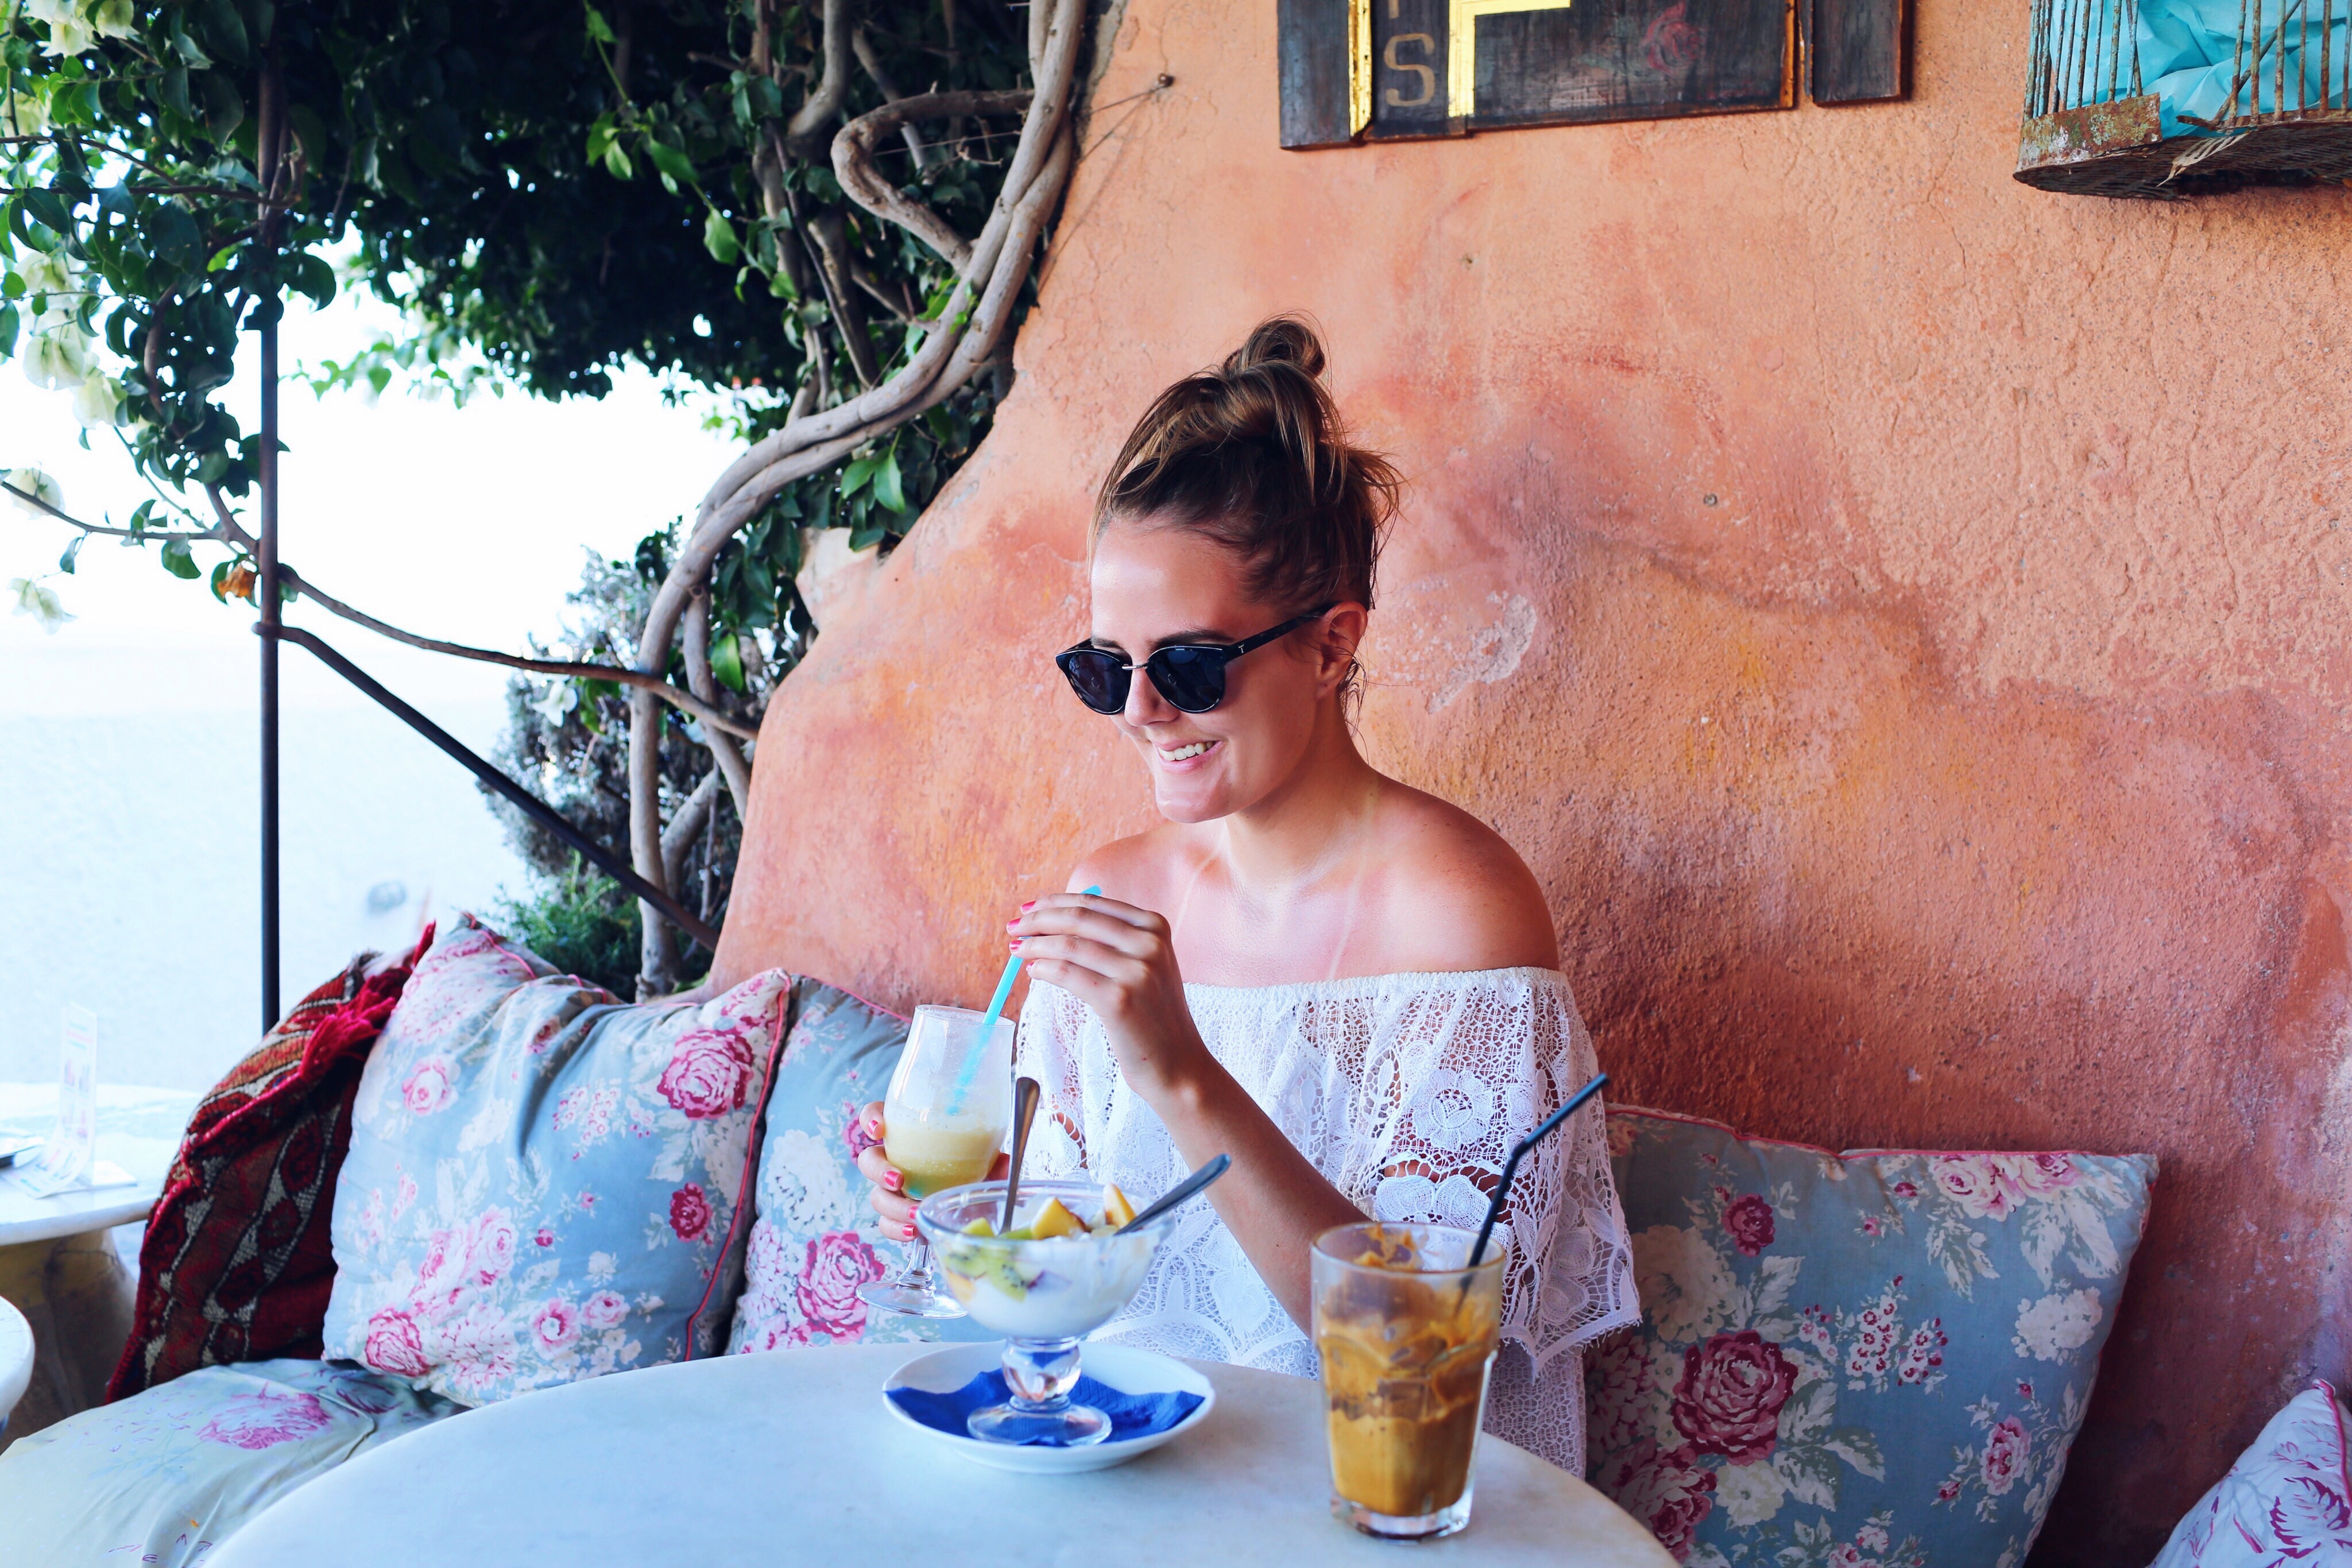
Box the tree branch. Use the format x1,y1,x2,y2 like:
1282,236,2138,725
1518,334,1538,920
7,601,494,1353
852,26,934,170
785,0,856,161
831,88,1031,276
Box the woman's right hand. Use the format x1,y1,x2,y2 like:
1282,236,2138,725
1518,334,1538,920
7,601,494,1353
854,1101,1009,1241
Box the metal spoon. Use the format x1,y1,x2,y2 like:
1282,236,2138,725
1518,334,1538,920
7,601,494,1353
999,1076,1042,1233
1116,1153,1232,1235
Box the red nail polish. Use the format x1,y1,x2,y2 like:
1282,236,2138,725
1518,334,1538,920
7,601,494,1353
1020,900,1036,912
1009,938,1024,950
903,1223,918,1240
884,1170,902,1191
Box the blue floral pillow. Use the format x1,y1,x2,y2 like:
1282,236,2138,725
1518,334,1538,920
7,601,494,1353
1585,1108,2156,1568
725,979,991,1354
322,915,792,1405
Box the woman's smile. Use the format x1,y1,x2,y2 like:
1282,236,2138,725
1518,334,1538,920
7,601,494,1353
1154,738,1222,767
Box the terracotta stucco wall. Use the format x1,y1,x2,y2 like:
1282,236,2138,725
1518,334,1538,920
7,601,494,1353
711,0,2352,1555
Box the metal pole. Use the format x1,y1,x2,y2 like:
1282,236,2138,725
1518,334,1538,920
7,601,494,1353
260,318,280,1032
257,60,283,1033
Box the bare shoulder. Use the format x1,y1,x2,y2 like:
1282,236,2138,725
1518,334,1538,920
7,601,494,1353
1063,823,1202,912
1364,782,1559,974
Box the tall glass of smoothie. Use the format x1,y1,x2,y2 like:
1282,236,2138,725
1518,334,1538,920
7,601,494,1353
857,1004,1016,1317
1312,1222,1504,1540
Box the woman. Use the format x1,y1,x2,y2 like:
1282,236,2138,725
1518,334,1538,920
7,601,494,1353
860,318,1636,1473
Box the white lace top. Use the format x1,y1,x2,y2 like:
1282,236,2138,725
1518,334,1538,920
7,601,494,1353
1016,966,1639,1476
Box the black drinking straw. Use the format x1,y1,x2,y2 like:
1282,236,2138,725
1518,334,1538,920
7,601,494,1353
1466,1073,1611,1268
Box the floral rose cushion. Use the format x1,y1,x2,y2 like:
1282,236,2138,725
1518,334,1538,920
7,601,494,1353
2150,1382,2352,1566
725,979,992,1354
321,915,791,1405
1585,1107,2156,1568
0,1358,460,1566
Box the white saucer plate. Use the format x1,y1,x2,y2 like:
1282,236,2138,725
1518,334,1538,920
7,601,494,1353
881,1340,1217,1474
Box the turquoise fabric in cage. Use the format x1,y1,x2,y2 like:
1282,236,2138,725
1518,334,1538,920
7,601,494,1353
2140,0,2352,134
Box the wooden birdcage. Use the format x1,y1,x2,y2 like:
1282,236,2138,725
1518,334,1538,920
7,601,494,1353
2016,0,2352,196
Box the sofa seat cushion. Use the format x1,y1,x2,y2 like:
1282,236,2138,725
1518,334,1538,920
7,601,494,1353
2151,1381,2352,1566
0,1358,459,1567
1585,1107,2156,1567
110,939,426,1402
322,915,791,1406
725,979,991,1355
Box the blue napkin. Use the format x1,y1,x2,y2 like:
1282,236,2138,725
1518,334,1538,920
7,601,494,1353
889,1370,1204,1446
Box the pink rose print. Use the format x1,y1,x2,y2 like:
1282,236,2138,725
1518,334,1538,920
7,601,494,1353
657,1026,755,1120
2018,1380,2034,1399
1981,1416,2030,1495
670,1183,714,1242
1897,1318,1947,1385
468,1209,517,1287
1642,2,1704,72
534,1226,555,1248
532,1298,581,1354
2002,1151,2078,1196
401,1058,457,1116
1828,1547,1865,1568
1931,1155,2022,1221
412,1227,470,1318
1603,1440,1716,1562
363,1307,431,1377
2272,1474,2352,1555
1937,1478,1962,1502
845,1107,883,1162
1723,1194,1775,1256
582,1290,629,1330
200,1389,334,1450
1586,1334,1658,1455
1860,1214,1885,1238
795,1231,886,1343
1672,1330,1798,1465
1891,1180,1918,1199
1856,1523,1891,1554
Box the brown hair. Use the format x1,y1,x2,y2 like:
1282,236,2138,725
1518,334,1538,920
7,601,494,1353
1094,316,1402,618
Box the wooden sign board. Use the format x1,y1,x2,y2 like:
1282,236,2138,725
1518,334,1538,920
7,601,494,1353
1278,0,1903,148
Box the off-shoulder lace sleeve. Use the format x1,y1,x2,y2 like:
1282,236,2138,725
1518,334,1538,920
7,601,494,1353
1014,982,1094,1180
1336,972,1639,1373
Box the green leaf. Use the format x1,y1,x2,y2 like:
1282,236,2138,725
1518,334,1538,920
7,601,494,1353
643,140,694,191
0,301,16,361
601,141,633,181
873,450,907,513
838,454,878,497
585,6,616,44
585,115,616,161
23,189,72,237
59,535,83,574
160,539,200,579
198,70,245,140
207,244,239,272
710,628,745,692
208,558,231,601
291,252,336,307
702,209,739,264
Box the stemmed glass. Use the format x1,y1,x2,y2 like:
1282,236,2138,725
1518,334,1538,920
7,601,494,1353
857,1004,1016,1317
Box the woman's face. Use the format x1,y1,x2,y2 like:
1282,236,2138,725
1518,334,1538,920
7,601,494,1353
1086,517,1351,824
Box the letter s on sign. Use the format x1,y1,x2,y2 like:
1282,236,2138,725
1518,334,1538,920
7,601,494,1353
1384,33,1437,107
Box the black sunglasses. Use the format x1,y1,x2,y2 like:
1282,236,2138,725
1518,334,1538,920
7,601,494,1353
1055,605,1336,715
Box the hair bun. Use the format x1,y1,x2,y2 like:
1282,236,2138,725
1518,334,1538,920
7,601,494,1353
1221,316,1326,381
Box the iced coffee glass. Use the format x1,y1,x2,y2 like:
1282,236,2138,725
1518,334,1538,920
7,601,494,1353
1312,1222,1503,1541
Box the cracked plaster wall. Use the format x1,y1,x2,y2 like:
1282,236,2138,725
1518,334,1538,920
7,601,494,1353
713,0,2352,1555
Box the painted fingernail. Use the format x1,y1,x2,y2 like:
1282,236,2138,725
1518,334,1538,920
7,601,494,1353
1005,918,1019,930
884,1170,902,1191
1009,937,1024,949
1019,900,1036,912
902,1223,918,1240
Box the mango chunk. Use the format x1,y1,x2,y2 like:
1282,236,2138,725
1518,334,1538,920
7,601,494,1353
1030,1197,1087,1239
961,1218,996,1237
1101,1184,1137,1229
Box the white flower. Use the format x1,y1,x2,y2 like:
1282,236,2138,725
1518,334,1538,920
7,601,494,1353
24,326,95,392
1632,1224,1735,1344
2012,1287,2103,1361
1,87,50,136
88,0,136,38
756,1129,856,1235
71,371,122,427
2,466,64,516
1715,1455,1787,1526
9,576,74,633
27,0,94,55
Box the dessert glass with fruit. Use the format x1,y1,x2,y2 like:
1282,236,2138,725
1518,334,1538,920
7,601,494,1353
919,1178,1174,1447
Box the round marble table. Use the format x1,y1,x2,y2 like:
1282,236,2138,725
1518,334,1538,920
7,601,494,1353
215,1344,1673,1567
0,1296,32,1439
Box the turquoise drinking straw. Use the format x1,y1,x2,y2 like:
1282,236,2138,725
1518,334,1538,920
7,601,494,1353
947,886,1099,1112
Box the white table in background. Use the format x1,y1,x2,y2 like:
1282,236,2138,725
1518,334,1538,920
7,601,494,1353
0,1083,198,1443
217,1343,1672,1567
